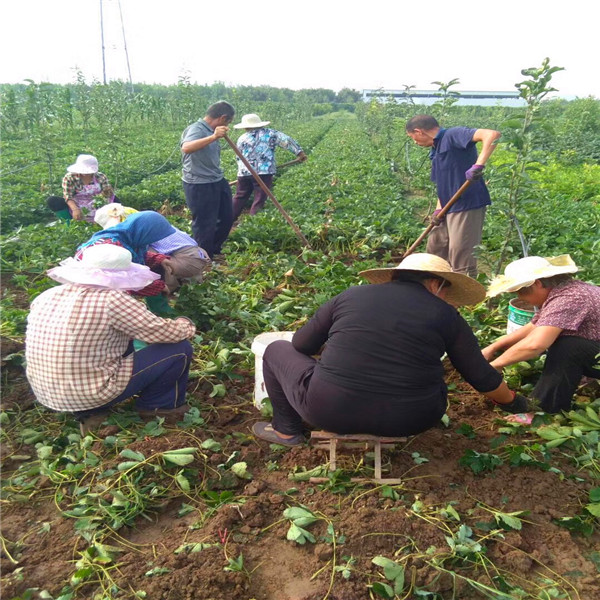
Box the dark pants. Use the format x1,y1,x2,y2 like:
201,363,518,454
263,340,447,437
533,336,600,413
74,340,193,418
232,174,273,220
183,179,233,258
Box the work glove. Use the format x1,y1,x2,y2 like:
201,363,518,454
493,393,531,414
430,209,444,227
465,164,485,181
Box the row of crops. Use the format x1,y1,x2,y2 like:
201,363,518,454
1,70,600,600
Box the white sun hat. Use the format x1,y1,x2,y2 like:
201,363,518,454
47,245,160,290
486,254,579,298
359,253,486,307
66,154,99,174
233,113,271,129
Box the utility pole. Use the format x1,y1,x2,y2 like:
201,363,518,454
99,0,107,84
117,0,134,93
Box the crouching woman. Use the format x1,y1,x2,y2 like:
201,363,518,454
25,245,197,433
252,253,524,447
484,255,600,413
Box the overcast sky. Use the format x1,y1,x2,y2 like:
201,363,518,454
1,0,597,98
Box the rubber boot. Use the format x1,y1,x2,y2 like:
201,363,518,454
145,294,176,317
55,209,72,223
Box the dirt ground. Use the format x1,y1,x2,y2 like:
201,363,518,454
1,339,600,600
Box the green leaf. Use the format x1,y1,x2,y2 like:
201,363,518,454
370,581,394,598
500,514,523,530
585,503,600,518
176,471,191,492
145,566,171,576
230,461,252,479
117,460,142,471
162,451,195,466
201,438,222,452
120,448,146,461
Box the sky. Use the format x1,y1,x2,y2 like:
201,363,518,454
1,0,598,98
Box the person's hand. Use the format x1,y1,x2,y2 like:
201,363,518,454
298,152,308,162
71,207,83,221
213,126,229,139
465,164,485,181
430,209,444,226
481,346,496,361
494,392,531,414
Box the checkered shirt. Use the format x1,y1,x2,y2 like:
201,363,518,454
62,171,113,202
25,284,196,411
150,229,209,259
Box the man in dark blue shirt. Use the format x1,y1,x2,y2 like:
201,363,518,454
406,115,501,276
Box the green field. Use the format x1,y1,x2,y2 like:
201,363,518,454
1,73,599,600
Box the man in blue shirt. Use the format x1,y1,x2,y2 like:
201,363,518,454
181,101,235,259
406,114,501,276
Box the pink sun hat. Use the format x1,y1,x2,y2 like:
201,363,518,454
47,245,160,291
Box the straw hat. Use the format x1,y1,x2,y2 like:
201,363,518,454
94,204,138,229
233,113,270,129
359,253,486,307
47,245,160,290
487,255,579,298
67,154,99,174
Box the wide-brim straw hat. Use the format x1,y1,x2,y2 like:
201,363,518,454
67,154,99,174
359,253,486,307
233,113,270,129
486,254,579,298
94,204,138,229
47,245,160,291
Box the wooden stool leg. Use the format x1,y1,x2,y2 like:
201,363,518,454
374,441,382,480
329,438,337,471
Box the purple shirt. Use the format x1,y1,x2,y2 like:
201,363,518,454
430,127,491,213
531,280,600,341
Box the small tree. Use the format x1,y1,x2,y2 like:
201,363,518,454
492,58,564,273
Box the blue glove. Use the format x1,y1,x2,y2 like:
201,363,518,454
465,164,485,181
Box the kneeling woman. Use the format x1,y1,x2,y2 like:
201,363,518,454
25,245,197,434
253,253,523,446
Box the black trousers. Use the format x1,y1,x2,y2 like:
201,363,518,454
263,340,447,437
533,335,600,413
183,179,233,258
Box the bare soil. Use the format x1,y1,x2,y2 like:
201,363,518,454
1,340,599,600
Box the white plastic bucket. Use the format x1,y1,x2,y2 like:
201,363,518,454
251,331,294,409
507,298,535,334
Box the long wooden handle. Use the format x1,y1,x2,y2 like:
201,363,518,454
402,179,473,258
224,135,311,248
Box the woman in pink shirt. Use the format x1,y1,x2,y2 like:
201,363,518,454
484,255,600,413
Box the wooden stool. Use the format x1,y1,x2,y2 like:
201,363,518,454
309,430,407,484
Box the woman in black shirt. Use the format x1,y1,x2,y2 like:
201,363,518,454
253,253,527,446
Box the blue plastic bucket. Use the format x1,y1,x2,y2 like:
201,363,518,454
507,299,535,334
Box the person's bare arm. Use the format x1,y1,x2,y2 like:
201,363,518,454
472,128,501,165
490,325,562,369
181,126,228,154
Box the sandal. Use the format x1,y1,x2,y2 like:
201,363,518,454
252,422,304,447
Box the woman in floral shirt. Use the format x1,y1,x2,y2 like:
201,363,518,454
62,154,115,222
